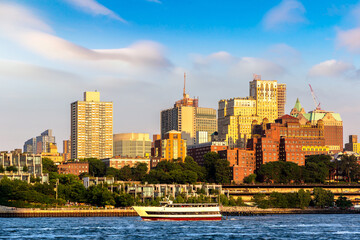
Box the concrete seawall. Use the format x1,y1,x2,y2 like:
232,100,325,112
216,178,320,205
0,206,138,218
221,206,360,216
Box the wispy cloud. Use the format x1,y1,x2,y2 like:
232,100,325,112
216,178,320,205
192,51,285,79
308,59,355,77
262,0,307,30
337,28,360,53
64,0,126,22
0,2,171,70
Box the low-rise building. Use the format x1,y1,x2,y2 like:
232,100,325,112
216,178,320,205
0,150,48,183
57,162,89,175
101,157,150,170
41,143,63,163
187,141,228,166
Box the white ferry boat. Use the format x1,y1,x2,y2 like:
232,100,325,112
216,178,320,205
133,201,222,221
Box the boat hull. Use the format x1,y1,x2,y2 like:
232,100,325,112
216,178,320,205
142,216,222,221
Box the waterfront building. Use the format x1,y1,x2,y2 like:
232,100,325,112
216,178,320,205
101,157,150,170
251,115,328,169
0,150,48,183
151,130,187,168
218,75,286,148
113,133,151,158
71,91,113,159
290,98,343,154
57,162,89,175
345,135,360,154
187,141,228,166
41,143,63,163
23,129,56,154
160,75,217,145
62,140,71,161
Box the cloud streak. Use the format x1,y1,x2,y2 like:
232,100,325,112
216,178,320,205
64,0,126,22
308,59,355,77
0,2,171,70
262,0,307,30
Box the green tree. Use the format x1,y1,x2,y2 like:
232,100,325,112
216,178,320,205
214,159,231,184
269,192,288,208
297,189,311,209
313,187,334,208
182,156,206,182
203,152,220,183
42,158,58,173
6,166,18,172
106,167,120,179
132,163,148,181
335,195,353,209
336,155,360,182
252,193,270,209
0,165,4,173
243,174,257,184
22,165,28,172
115,193,134,207
257,161,301,183
119,166,133,181
87,158,106,177
86,184,115,207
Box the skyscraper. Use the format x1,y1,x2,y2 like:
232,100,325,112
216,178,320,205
218,75,286,148
71,91,113,159
23,129,56,154
161,74,217,145
277,83,287,118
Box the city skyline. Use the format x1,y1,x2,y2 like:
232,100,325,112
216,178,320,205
1,0,360,151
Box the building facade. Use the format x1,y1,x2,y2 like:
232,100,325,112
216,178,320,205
0,151,48,183
345,135,360,154
41,143,63,163
113,133,151,158
151,130,187,167
251,115,328,169
101,157,150,171
57,162,89,175
161,77,217,145
218,148,256,184
218,75,286,148
290,98,343,154
24,129,56,154
71,91,113,159
62,140,71,161
187,141,228,166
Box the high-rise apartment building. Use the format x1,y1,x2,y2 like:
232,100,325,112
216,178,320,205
71,91,113,159
23,129,56,154
161,74,217,145
113,133,151,158
277,83,287,118
218,75,286,147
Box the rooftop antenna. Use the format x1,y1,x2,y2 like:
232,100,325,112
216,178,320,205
309,84,321,110
183,72,186,98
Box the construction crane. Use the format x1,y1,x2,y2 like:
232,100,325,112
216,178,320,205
308,84,321,110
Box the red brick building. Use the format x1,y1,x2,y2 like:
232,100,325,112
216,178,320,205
252,115,328,168
218,148,256,184
187,142,228,166
57,162,89,176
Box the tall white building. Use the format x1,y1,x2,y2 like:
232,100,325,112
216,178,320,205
71,91,113,159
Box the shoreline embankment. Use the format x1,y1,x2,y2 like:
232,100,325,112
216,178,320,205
1,205,359,218
220,206,360,216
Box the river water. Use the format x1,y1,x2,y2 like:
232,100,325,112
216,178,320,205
0,214,359,239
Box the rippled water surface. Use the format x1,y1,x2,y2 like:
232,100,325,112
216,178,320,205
1,215,360,239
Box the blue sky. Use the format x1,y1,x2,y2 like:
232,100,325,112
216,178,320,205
1,0,360,151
